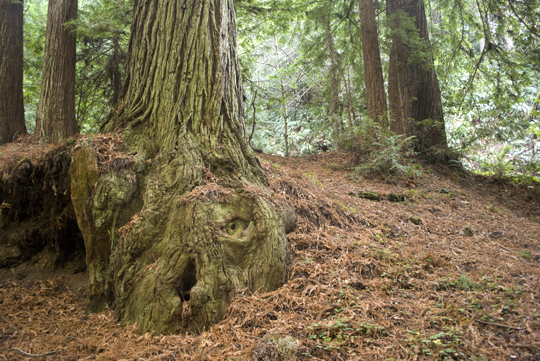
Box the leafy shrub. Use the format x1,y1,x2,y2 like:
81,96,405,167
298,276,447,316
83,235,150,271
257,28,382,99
475,142,540,186
340,119,421,178
478,146,515,178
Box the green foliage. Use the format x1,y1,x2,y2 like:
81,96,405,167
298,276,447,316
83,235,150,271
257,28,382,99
409,216,423,225
387,9,432,68
435,0,540,176
478,146,515,178
237,0,367,156
304,171,323,186
471,142,540,186
464,226,476,237
19,0,540,176
341,119,421,177
308,317,386,347
518,250,532,259
485,203,502,213
74,0,132,133
23,0,48,132
404,328,466,359
435,275,480,291
22,0,132,134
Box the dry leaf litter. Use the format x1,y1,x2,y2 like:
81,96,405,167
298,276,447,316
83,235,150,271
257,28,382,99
1,142,539,360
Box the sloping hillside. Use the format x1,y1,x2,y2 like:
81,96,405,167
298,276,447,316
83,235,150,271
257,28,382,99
1,143,539,360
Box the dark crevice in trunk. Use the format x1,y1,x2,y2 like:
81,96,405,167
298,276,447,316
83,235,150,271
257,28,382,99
176,259,197,302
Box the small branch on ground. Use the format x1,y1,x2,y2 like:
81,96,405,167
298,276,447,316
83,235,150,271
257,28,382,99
11,347,57,357
476,320,523,330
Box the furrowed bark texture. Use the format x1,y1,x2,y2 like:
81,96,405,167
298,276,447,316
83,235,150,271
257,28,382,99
359,0,387,127
387,0,447,155
71,0,294,334
36,0,78,143
0,0,27,145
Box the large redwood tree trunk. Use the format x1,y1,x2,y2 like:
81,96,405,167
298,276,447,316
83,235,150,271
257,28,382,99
387,0,447,156
71,0,294,334
36,0,78,143
359,0,387,127
0,0,27,145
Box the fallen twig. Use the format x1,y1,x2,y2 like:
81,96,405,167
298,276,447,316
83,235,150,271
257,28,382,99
476,320,523,330
11,347,57,357
246,334,268,342
508,344,540,348
496,245,531,265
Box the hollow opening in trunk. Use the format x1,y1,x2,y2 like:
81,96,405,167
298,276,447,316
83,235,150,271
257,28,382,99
176,259,197,302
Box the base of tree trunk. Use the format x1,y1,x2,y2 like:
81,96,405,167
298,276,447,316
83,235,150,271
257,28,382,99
1,135,296,334
70,135,295,334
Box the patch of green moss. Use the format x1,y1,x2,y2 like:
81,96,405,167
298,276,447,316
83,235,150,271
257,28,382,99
409,216,423,225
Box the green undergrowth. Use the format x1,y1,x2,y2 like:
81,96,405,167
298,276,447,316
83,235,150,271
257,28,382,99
339,120,422,179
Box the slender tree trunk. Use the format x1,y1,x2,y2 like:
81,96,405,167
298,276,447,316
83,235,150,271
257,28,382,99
71,0,294,334
36,0,78,143
342,70,354,128
359,0,387,127
387,0,447,156
346,70,358,126
284,107,289,157
0,0,27,145
529,90,540,122
325,16,341,139
283,99,290,157
108,34,123,107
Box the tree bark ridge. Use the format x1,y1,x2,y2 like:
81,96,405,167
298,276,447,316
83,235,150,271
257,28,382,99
0,0,27,145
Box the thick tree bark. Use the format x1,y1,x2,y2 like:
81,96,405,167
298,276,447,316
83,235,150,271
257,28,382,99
359,0,387,127
0,0,27,145
387,0,447,156
71,0,294,334
36,0,78,143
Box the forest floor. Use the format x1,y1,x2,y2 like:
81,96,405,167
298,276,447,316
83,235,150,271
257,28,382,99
1,142,540,360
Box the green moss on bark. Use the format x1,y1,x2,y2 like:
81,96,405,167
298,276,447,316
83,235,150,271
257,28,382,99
71,0,295,334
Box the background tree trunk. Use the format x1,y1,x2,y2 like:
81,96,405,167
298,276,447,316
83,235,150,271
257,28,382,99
529,90,540,122
359,0,387,127
325,16,342,139
108,35,123,107
71,0,294,334
0,0,27,145
387,0,447,156
35,0,78,143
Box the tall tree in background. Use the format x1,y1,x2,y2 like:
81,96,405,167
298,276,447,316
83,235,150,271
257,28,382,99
324,14,342,138
71,0,294,334
359,0,387,127
36,0,78,143
530,91,540,122
75,0,132,132
0,0,27,145
387,0,447,156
